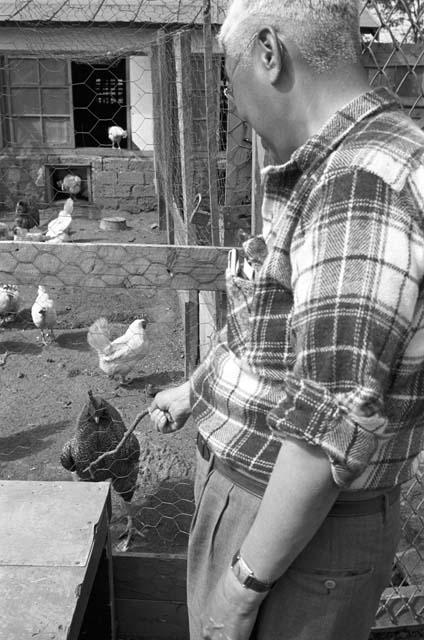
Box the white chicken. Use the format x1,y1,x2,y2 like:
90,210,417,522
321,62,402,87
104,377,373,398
45,197,73,243
108,126,127,150
87,317,149,384
58,174,82,197
31,285,57,345
0,284,21,326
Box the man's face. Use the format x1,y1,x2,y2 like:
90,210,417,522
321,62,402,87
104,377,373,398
224,50,276,155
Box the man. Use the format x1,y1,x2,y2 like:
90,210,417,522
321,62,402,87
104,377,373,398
149,1,424,638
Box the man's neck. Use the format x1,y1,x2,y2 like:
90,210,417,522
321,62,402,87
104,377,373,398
273,64,371,163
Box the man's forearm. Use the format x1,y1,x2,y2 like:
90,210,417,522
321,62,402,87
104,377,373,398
240,437,340,583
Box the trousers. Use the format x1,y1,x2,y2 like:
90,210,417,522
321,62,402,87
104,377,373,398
187,450,401,640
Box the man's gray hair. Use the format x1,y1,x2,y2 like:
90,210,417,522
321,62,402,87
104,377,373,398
218,0,362,73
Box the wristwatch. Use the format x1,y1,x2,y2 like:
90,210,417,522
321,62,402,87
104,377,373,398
230,550,275,593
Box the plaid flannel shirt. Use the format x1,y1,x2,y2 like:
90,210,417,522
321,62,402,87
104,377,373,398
191,87,424,490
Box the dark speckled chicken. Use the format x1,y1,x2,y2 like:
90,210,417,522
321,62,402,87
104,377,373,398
14,200,40,230
60,390,142,550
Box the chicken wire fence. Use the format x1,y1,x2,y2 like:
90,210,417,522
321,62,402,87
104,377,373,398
0,0,424,631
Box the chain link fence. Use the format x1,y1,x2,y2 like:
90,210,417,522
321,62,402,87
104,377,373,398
0,0,424,634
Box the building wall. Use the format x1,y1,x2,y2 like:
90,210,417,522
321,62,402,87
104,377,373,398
0,150,155,214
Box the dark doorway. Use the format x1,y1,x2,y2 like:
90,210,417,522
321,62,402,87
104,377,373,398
72,59,127,148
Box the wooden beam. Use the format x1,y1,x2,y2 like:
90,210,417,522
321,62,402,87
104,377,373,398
150,43,166,231
203,1,221,246
184,292,199,376
251,131,264,236
0,241,227,291
157,31,175,244
174,30,197,245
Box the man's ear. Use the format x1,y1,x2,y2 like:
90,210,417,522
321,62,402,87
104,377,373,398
256,26,286,85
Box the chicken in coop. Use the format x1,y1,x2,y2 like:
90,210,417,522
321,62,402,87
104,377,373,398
60,390,145,551
0,284,21,326
14,200,40,231
57,173,82,198
87,317,149,384
108,125,127,149
31,285,57,345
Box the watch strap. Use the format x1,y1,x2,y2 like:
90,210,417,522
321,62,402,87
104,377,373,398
231,550,274,593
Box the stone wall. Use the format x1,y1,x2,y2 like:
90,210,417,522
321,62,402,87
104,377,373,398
0,150,156,215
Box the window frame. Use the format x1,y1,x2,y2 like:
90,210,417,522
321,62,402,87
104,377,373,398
5,55,75,149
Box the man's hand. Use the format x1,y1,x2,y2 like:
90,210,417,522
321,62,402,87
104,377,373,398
201,566,267,640
149,381,191,433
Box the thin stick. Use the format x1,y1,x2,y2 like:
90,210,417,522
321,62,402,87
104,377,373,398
83,408,149,478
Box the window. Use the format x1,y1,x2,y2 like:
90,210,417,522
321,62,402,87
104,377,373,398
7,58,72,146
4,56,129,149
72,58,128,148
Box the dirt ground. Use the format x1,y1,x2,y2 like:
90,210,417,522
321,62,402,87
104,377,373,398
0,203,197,552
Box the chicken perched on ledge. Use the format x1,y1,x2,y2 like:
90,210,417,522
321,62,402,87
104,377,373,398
0,284,21,326
31,285,57,345
108,125,127,149
87,317,149,384
60,390,144,551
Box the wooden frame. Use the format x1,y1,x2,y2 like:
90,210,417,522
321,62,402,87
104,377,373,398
5,56,74,149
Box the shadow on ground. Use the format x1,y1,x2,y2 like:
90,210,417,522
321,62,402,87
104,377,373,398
0,420,70,461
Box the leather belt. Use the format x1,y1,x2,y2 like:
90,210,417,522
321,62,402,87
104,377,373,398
196,433,400,516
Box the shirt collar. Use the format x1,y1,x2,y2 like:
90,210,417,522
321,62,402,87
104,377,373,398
262,87,400,177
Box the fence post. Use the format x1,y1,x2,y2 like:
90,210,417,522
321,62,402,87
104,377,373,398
157,30,175,245
203,0,221,246
174,30,196,245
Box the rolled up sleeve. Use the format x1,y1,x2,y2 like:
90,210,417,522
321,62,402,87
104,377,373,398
266,168,421,487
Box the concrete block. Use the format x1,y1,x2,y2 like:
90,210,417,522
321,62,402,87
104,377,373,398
103,158,129,171
94,171,118,185
117,171,144,185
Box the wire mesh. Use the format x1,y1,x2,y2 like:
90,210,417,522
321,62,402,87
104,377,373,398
0,0,424,632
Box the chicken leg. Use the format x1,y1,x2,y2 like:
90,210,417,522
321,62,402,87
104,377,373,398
117,499,146,552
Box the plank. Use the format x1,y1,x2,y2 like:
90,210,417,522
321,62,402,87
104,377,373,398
0,241,228,291
150,42,166,231
0,481,109,566
185,292,199,376
115,598,189,639
157,31,175,244
113,552,187,602
203,0,221,245
0,481,113,640
174,30,197,244
361,44,424,67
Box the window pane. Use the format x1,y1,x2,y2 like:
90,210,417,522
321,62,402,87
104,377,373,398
43,118,71,145
9,58,38,85
40,59,68,85
13,118,42,144
42,89,70,114
10,88,40,114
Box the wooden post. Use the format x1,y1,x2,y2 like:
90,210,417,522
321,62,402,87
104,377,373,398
157,31,175,244
174,30,196,245
251,131,264,236
184,293,199,376
150,43,166,231
203,0,221,246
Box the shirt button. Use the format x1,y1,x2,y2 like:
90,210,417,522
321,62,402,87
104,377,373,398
324,579,337,590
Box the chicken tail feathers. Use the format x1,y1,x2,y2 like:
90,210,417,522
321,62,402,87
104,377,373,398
87,317,112,354
60,440,76,471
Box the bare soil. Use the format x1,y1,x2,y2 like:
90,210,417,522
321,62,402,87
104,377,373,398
0,204,197,553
